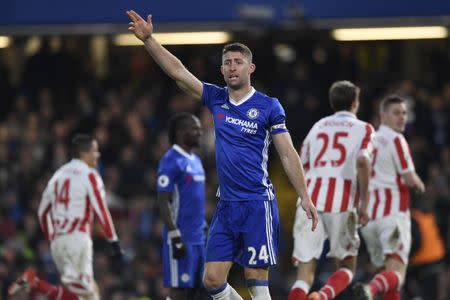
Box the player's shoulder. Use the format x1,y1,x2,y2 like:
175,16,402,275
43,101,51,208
377,125,404,141
254,90,281,105
159,147,190,169
159,148,178,164
203,82,227,95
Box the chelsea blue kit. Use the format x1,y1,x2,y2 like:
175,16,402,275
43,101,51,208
202,82,288,267
157,145,206,288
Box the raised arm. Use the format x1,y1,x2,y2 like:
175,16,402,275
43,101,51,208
272,132,318,231
126,10,203,99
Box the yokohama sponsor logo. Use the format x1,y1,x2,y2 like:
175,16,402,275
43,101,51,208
225,116,258,129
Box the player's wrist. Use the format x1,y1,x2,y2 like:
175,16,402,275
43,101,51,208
168,229,181,239
142,35,153,43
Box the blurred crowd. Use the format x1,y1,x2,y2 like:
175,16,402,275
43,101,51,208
0,37,449,299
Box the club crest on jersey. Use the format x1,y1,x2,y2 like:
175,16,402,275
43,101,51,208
246,108,259,119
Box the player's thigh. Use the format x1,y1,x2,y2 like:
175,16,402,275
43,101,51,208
379,213,411,266
163,242,204,289
244,266,269,280
292,209,326,263
240,200,279,268
205,201,237,263
323,211,360,259
51,233,96,296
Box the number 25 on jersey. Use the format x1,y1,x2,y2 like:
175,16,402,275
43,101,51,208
314,132,348,167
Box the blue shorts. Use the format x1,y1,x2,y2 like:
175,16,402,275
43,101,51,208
163,241,205,288
206,200,279,267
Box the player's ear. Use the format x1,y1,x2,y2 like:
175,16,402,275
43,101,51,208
220,64,225,76
249,63,256,74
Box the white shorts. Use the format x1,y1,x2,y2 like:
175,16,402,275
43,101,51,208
51,232,97,297
292,210,360,263
360,212,411,268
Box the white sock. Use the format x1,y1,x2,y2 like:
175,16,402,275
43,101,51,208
291,280,310,294
247,280,271,300
209,283,243,300
248,286,271,299
229,285,243,300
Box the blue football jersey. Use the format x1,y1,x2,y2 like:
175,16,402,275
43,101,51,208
157,145,206,244
202,83,288,201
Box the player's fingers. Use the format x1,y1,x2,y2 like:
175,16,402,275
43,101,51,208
147,14,152,24
305,205,312,219
311,209,318,231
129,10,144,22
126,10,137,21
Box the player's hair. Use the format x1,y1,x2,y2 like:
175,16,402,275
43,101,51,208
380,94,405,112
329,80,360,112
168,112,194,145
71,134,94,158
223,43,253,63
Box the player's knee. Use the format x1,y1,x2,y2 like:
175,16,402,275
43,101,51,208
203,271,225,290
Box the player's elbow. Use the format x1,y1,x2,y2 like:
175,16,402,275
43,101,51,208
356,156,370,171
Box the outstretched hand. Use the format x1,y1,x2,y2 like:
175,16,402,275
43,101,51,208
299,197,318,231
126,10,153,42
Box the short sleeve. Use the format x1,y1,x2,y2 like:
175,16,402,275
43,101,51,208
393,135,415,174
157,158,181,193
201,82,225,111
358,123,375,159
269,98,288,135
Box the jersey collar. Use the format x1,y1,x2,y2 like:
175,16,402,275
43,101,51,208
70,158,89,168
228,87,256,106
334,110,356,118
379,124,397,134
173,144,195,160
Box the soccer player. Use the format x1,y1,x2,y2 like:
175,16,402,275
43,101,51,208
289,81,373,300
126,10,318,300
157,113,207,300
354,95,425,300
8,134,124,300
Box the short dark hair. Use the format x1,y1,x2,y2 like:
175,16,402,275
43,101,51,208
380,94,405,112
168,113,194,145
71,134,94,158
329,80,360,112
222,43,253,63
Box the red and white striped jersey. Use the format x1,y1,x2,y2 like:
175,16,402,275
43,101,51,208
300,111,374,213
38,159,118,242
368,125,414,219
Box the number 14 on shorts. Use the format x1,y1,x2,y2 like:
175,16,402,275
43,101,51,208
248,245,269,265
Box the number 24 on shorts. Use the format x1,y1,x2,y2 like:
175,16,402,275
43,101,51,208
248,245,269,265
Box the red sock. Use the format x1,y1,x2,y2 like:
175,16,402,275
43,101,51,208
381,290,401,300
318,268,353,299
369,271,400,295
288,288,307,300
34,279,79,300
